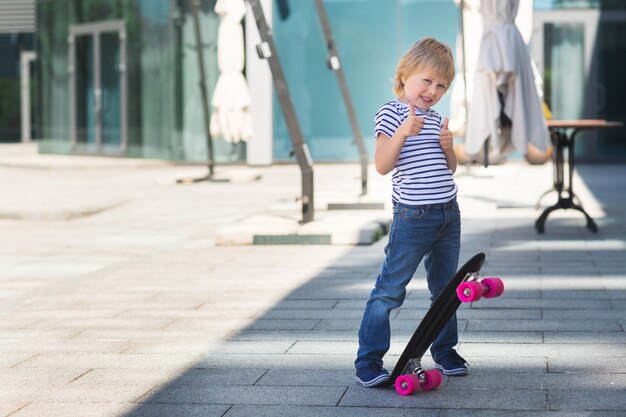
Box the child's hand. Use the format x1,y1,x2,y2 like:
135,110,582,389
439,117,453,152
399,103,424,138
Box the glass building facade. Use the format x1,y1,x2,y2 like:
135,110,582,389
271,0,460,162
34,0,625,163
36,0,244,162
0,34,34,142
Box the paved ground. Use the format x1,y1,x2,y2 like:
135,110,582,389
1,144,625,416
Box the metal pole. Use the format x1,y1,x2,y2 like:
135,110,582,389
247,0,315,223
190,0,215,178
314,0,368,196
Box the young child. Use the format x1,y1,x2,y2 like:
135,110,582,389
355,37,465,387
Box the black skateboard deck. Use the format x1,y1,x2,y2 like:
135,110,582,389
386,252,487,388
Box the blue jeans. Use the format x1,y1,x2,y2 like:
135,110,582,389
355,198,461,369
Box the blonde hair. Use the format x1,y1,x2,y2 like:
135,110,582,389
393,37,455,99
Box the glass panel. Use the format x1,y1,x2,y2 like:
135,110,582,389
543,23,585,120
100,31,121,147
75,34,95,146
272,0,459,161
535,0,626,10
593,21,626,160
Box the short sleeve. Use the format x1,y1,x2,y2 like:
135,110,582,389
374,103,402,140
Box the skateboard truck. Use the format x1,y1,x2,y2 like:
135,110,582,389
401,358,426,383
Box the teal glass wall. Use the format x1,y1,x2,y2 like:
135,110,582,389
271,0,460,162
0,33,34,142
36,0,241,162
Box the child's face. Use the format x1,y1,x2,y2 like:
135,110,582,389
402,70,449,110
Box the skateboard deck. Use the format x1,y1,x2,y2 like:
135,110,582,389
386,252,504,395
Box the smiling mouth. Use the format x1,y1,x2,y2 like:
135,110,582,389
420,95,433,103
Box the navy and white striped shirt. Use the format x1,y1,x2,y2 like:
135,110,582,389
374,100,457,206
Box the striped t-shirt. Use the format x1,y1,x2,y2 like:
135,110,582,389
374,100,457,206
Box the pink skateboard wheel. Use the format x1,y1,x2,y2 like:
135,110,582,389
481,277,504,298
420,369,442,391
457,281,483,302
395,374,420,396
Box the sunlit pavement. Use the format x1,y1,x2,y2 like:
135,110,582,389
1,144,625,416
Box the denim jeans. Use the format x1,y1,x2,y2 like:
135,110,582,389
355,198,461,369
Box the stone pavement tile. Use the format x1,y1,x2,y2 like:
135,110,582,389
470,298,611,310
549,390,626,411
314,318,469,331
1,340,129,354
119,404,232,417
228,329,357,342
467,319,621,332
258,309,366,320
334,298,431,309
541,290,626,300
543,332,626,344
0,400,30,417
123,340,293,355
256,369,353,387
542,310,626,320
15,352,200,370
223,405,440,417
396,308,542,320
0,368,88,389
548,356,626,373
8,402,137,417
446,369,626,390
27,318,172,330
609,300,626,309
286,341,357,355
2,383,153,404
460,356,547,372
0,353,36,367
68,368,183,387
142,385,346,406
459,343,626,358
72,329,230,342
0,318,40,329
459,331,543,343
272,300,339,310
162,318,254,332
196,353,355,370
247,319,321,331
339,385,546,410
441,411,626,417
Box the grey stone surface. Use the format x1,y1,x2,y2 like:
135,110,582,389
224,405,439,417
1,151,625,416
549,390,626,411
143,385,346,406
339,386,547,410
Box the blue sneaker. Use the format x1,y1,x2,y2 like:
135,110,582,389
434,350,469,376
355,363,390,387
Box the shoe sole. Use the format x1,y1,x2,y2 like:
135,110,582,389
354,374,390,387
434,364,468,376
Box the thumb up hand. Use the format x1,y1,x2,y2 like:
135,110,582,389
439,117,453,152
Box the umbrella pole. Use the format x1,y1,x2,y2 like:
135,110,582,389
177,0,217,184
247,0,315,224
314,0,368,197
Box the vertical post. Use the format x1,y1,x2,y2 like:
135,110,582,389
314,0,368,196
247,0,314,223
190,0,215,178
20,51,36,143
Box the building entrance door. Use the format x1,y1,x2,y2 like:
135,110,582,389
69,20,127,155
532,10,626,161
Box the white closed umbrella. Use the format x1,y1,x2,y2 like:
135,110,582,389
464,0,550,159
210,0,252,143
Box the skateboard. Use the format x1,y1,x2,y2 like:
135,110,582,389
387,252,504,395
